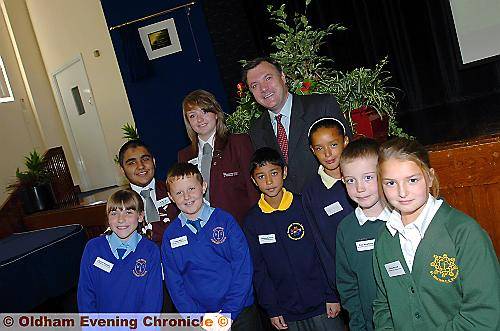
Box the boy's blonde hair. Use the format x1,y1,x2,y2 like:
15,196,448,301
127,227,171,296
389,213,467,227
182,90,228,151
106,189,150,239
166,162,204,192
340,137,379,169
377,138,439,207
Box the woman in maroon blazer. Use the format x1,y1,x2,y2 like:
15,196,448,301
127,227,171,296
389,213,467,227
178,89,259,225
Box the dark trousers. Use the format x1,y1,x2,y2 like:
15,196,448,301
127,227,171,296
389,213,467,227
161,284,176,313
287,313,344,331
231,304,264,331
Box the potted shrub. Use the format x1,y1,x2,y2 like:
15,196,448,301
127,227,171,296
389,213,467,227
227,0,411,139
8,150,55,214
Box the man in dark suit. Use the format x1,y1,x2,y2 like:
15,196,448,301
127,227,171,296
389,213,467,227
243,57,351,193
118,140,178,245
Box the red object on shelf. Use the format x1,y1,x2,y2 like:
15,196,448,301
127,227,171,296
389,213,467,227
350,106,388,142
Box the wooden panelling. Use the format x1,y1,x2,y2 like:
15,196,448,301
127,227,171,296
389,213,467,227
428,135,500,255
23,203,108,239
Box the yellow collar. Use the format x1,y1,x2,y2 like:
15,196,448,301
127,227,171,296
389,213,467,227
258,188,294,213
318,165,340,189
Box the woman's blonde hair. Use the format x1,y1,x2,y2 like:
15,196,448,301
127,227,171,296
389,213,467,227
377,138,439,208
182,89,228,150
105,189,151,239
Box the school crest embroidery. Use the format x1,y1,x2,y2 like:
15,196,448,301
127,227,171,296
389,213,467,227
430,253,459,283
133,259,148,277
287,222,304,240
211,227,226,244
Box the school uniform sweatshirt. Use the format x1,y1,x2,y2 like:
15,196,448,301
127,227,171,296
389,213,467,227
78,235,163,313
161,208,254,320
302,175,354,294
335,211,386,331
243,191,335,322
373,202,500,330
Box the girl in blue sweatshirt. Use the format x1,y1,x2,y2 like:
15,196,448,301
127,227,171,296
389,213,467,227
77,189,163,313
302,118,354,316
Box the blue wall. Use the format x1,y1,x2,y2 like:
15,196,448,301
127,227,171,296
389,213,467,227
101,0,229,179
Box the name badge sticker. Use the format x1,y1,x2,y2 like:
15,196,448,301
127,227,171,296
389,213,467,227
356,239,375,252
384,260,406,277
258,234,276,244
324,201,343,216
188,157,198,166
170,235,189,248
157,197,171,207
93,257,114,273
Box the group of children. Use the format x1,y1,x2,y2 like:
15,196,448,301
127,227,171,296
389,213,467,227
78,118,499,330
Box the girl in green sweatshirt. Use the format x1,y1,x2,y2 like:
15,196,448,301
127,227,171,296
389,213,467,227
372,138,499,330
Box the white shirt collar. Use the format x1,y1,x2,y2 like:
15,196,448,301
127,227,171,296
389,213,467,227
386,194,443,237
198,130,216,151
130,177,155,193
267,93,293,121
355,206,391,226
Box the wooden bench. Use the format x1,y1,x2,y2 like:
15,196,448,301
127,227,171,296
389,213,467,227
428,134,499,255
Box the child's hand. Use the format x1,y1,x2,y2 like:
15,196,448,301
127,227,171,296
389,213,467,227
270,315,288,329
326,302,341,318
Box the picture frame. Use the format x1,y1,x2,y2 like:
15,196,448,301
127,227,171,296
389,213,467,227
138,18,182,60
0,56,14,103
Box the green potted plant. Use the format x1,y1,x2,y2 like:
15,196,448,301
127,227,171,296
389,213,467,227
8,150,55,214
114,123,140,164
227,0,411,139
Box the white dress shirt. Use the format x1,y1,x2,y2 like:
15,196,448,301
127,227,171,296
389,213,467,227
267,93,293,138
355,206,392,226
130,178,158,210
196,130,216,172
386,194,443,272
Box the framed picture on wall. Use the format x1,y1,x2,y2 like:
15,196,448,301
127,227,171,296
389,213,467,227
138,18,182,60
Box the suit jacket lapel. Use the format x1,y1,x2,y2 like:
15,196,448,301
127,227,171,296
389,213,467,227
155,179,168,200
213,135,227,160
258,113,281,152
288,95,306,160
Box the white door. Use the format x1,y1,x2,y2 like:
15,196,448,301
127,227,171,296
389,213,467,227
53,56,116,191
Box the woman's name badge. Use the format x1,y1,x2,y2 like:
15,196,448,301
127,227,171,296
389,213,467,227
356,239,375,252
384,260,406,277
324,201,343,216
93,257,114,273
258,234,276,244
170,236,188,248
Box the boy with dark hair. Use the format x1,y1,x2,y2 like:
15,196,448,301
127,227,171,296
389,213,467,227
118,139,178,245
335,138,390,331
162,162,261,331
119,139,178,313
244,147,343,330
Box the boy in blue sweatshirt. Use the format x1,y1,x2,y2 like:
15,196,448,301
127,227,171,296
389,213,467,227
335,138,390,331
162,163,260,331
78,189,163,313
243,147,344,330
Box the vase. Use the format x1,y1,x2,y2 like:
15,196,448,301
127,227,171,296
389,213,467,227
350,106,388,142
18,183,56,214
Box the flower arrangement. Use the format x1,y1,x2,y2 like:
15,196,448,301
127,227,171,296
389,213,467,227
226,0,410,139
